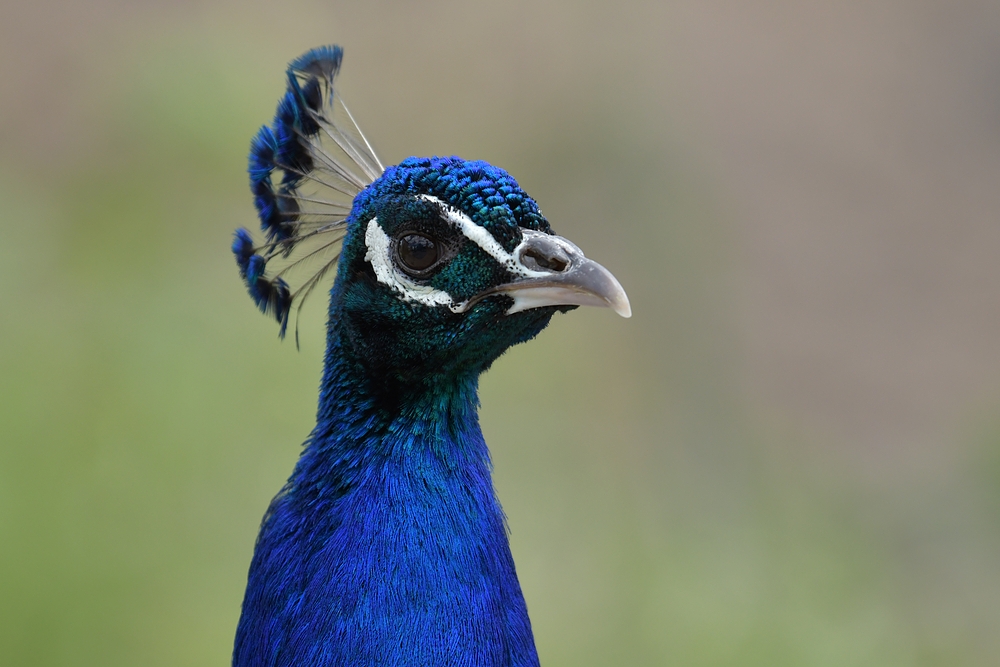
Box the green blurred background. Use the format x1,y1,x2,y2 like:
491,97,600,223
3,1,1000,665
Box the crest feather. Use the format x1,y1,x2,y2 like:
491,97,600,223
233,45,384,343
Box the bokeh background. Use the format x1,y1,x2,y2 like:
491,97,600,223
3,1,1000,665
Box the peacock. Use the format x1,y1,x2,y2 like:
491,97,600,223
231,45,630,667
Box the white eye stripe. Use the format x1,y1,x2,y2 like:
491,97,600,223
361,196,556,312
416,195,552,279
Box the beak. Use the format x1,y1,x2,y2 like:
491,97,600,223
464,230,631,318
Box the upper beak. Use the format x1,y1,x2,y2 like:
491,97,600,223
466,230,631,318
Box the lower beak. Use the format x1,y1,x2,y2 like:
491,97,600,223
466,230,631,318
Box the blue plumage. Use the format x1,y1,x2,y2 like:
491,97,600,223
231,46,630,666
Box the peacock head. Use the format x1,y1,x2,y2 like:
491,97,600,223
233,46,629,385
331,157,629,380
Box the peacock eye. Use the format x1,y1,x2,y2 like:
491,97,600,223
395,233,441,275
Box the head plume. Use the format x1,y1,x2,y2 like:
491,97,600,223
233,45,383,342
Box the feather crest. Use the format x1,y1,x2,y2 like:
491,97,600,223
234,45,383,342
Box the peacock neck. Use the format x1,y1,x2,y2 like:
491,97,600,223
233,310,539,667
309,319,492,479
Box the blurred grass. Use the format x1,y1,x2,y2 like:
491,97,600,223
2,3,1000,666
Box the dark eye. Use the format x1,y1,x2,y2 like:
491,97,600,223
396,233,441,275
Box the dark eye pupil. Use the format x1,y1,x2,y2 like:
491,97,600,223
398,234,439,272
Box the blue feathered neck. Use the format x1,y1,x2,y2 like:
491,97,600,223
233,297,540,667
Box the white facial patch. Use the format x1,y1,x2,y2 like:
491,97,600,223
416,195,531,278
420,194,588,284
364,218,457,308
363,196,569,312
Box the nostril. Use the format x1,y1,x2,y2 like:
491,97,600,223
522,247,569,272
